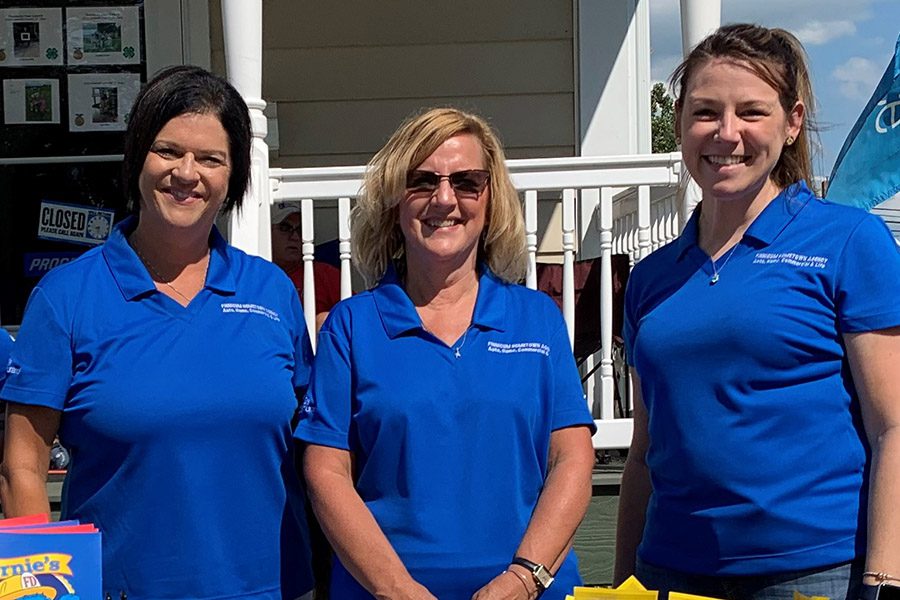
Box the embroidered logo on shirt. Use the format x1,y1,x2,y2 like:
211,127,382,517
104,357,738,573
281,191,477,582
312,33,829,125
6,363,20,376
300,393,316,417
752,252,829,269
220,302,281,321
487,341,550,356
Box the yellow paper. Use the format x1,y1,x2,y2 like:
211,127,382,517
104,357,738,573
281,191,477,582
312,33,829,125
669,592,726,600
572,576,657,599
793,592,829,600
618,576,649,591
572,590,658,599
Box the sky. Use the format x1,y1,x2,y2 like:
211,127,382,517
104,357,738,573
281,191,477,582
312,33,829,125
649,0,900,178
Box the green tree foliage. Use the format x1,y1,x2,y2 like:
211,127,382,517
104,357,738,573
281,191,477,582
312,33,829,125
651,82,677,153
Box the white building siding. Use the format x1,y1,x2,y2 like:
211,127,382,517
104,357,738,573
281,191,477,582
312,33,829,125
209,0,576,167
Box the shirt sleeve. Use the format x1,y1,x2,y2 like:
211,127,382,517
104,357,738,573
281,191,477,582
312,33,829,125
622,262,643,367
0,331,12,387
0,286,72,410
547,307,596,434
294,308,353,450
288,286,315,397
836,213,900,332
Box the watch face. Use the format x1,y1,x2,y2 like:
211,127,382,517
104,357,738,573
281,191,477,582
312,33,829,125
534,566,553,588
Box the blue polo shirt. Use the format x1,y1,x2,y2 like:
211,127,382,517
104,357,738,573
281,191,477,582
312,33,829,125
624,182,900,576
2,217,315,600
0,329,11,388
295,266,595,600
0,330,12,437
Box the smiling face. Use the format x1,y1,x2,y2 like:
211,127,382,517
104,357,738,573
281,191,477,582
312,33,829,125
137,112,232,238
677,58,803,204
398,133,489,273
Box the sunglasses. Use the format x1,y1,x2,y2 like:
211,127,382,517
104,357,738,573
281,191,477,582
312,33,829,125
405,169,490,197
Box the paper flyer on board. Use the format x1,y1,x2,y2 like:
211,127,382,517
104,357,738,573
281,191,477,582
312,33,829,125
67,72,141,132
0,8,64,67
66,6,141,66
3,78,60,125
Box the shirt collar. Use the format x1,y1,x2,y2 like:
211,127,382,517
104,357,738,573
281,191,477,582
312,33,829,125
102,215,236,301
743,181,813,245
205,226,237,294
674,181,814,259
372,262,509,339
675,211,700,260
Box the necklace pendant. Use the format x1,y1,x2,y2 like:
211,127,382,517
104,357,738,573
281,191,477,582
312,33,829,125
710,273,720,284
454,348,461,358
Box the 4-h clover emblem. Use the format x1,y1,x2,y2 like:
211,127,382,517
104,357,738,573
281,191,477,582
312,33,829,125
46,47,59,60
123,46,135,59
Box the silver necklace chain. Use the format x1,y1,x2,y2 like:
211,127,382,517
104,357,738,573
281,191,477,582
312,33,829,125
709,244,738,285
421,322,470,358
130,236,208,303
453,328,469,358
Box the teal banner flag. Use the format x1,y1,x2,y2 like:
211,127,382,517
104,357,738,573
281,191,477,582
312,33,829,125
827,34,900,210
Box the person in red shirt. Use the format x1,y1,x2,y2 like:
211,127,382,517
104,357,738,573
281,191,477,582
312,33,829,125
271,201,342,331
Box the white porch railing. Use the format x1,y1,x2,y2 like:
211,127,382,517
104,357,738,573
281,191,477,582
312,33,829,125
270,152,683,450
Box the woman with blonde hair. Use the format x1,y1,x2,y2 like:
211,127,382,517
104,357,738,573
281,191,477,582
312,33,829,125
296,107,596,599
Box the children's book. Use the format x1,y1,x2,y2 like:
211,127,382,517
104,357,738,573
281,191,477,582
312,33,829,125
0,514,101,600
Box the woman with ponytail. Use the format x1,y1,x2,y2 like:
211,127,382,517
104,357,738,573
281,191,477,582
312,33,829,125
615,24,900,600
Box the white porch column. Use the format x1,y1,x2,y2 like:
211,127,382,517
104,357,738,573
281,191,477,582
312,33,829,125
577,0,651,258
677,0,721,225
680,0,722,57
577,0,651,158
221,0,271,259
576,0,651,413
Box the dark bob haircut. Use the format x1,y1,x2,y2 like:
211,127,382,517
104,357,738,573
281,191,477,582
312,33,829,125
122,65,252,214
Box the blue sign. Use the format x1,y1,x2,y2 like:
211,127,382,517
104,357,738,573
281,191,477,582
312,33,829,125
827,34,900,210
24,251,83,278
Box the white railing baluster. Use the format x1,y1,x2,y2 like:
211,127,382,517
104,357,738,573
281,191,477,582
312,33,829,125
599,187,615,421
338,197,352,300
525,190,538,290
671,196,680,240
627,213,637,267
665,197,675,244
300,197,316,347
637,185,651,261
612,218,621,256
562,189,576,350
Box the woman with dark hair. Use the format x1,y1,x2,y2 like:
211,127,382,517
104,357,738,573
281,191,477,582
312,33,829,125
614,24,900,600
0,66,315,600
296,107,596,600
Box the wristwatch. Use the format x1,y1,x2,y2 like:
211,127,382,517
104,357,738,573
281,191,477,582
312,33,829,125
511,556,554,592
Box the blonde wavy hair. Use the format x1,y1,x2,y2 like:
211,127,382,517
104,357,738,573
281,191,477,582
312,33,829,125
352,107,527,286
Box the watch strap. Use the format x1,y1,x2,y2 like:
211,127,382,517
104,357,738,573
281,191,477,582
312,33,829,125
861,584,879,600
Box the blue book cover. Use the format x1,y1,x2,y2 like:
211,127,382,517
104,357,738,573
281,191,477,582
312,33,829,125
0,522,101,600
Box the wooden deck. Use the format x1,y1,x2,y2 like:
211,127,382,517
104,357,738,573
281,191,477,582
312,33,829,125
575,460,625,586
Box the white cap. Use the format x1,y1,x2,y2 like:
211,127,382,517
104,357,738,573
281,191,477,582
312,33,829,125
271,201,300,225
